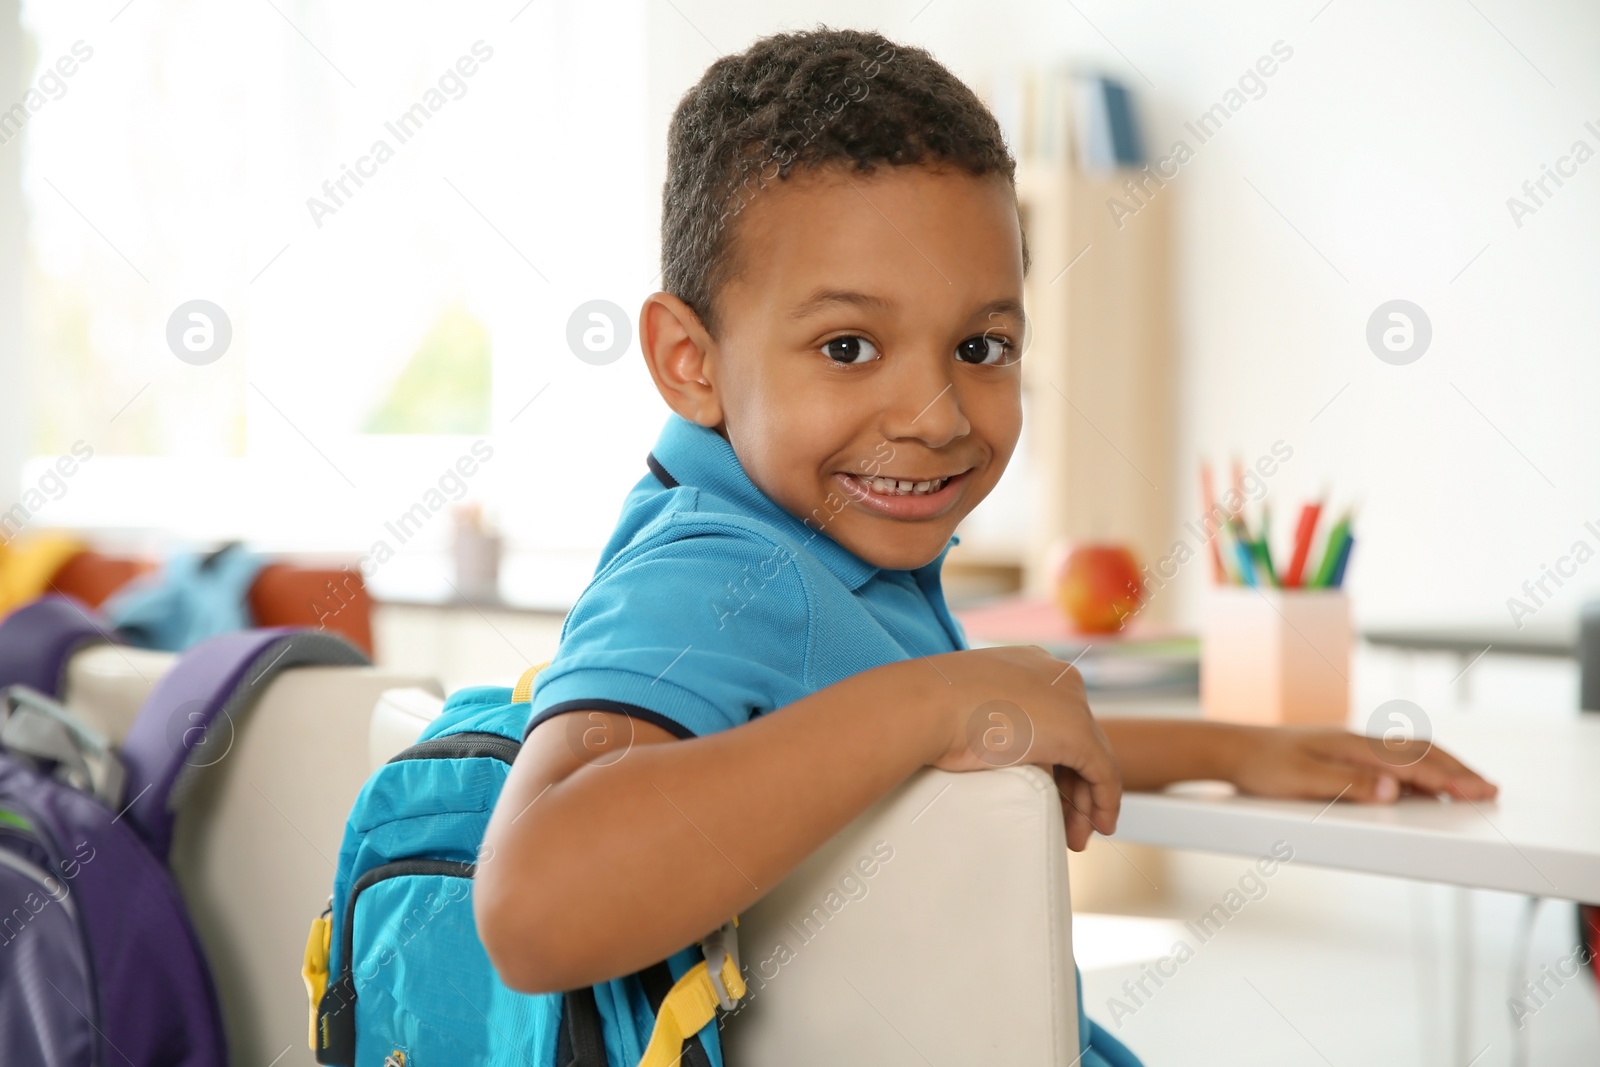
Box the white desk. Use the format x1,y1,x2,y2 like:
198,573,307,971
1102,702,1600,903
1098,699,1600,1064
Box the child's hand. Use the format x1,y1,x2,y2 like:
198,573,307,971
926,645,1121,851
1222,726,1499,804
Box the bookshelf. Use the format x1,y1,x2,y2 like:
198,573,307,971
950,78,1176,618
948,163,1175,608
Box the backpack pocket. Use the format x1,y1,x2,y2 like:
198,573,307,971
0,835,96,1066
322,859,560,1067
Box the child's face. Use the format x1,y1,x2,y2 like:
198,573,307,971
704,164,1025,571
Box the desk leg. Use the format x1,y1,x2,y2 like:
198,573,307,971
1455,650,1475,708
1410,882,1442,1067
1451,886,1473,1065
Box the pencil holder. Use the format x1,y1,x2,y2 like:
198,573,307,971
1200,588,1351,726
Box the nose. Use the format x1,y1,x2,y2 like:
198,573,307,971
879,351,970,450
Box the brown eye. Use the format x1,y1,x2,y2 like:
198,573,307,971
821,336,881,364
956,334,1016,365
953,337,1017,367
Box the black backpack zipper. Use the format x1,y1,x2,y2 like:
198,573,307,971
386,731,520,766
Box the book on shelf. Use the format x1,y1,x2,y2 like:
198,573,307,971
980,66,1145,172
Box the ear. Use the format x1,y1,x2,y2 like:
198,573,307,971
639,292,723,429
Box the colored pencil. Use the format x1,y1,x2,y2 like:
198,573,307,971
1228,518,1257,586
1284,502,1323,588
1235,540,1258,586
1200,465,1227,583
1253,505,1279,586
1251,539,1280,587
1310,513,1351,589
1328,534,1354,588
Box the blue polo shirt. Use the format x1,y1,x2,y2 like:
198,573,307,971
525,412,968,740
526,412,1141,1067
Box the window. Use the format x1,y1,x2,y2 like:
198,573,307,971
14,0,660,587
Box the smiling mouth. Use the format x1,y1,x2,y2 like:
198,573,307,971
852,474,950,496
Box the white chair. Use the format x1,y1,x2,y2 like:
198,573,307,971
58,646,443,1067
370,688,1081,1065
61,642,176,743
368,685,451,770
724,765,1078,1064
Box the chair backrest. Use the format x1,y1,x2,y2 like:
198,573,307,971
44,550,375,656
63,643,177,744
48,550,157,608
367,690,1079,1065
723,764,1078,1065
367,686,450,771
249,563,374,657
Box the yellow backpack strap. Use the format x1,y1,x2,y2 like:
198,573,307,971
512,662,550,704
638,920,746,1067
302,905,332,1050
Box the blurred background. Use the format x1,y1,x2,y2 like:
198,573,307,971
8,0,1600,650
3,1,1599,1064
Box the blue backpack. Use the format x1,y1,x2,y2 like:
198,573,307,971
309,667,746,1067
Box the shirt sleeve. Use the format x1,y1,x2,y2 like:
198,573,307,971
525,527,812,741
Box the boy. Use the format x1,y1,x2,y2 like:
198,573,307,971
477,27,1495,1066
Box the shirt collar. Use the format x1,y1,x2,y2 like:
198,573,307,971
646,413,957,592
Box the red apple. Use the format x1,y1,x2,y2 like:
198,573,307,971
1054,543,1144,633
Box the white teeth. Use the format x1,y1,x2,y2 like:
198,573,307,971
859,475,947,496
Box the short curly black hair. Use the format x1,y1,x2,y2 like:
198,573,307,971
661,27,1027,334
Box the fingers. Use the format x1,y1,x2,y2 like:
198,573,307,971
1245,752,1399,804
1345,767,1401,804
1058,729,1121,836
1316,732,1500,802
1397,743,1498,800
1388,751,1498,801
1053,767,1092,851
1072,774,1098,849
1085,757,1121,835
1052,763,1120,851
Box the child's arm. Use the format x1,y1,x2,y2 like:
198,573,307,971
1100,719,1498,801
475,645,1119,993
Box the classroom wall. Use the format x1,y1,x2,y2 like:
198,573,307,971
4,3,1593,634
647,0,1600,631
0,0,29,508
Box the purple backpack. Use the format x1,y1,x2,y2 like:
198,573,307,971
0,625,368,1066
0,595,120,699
